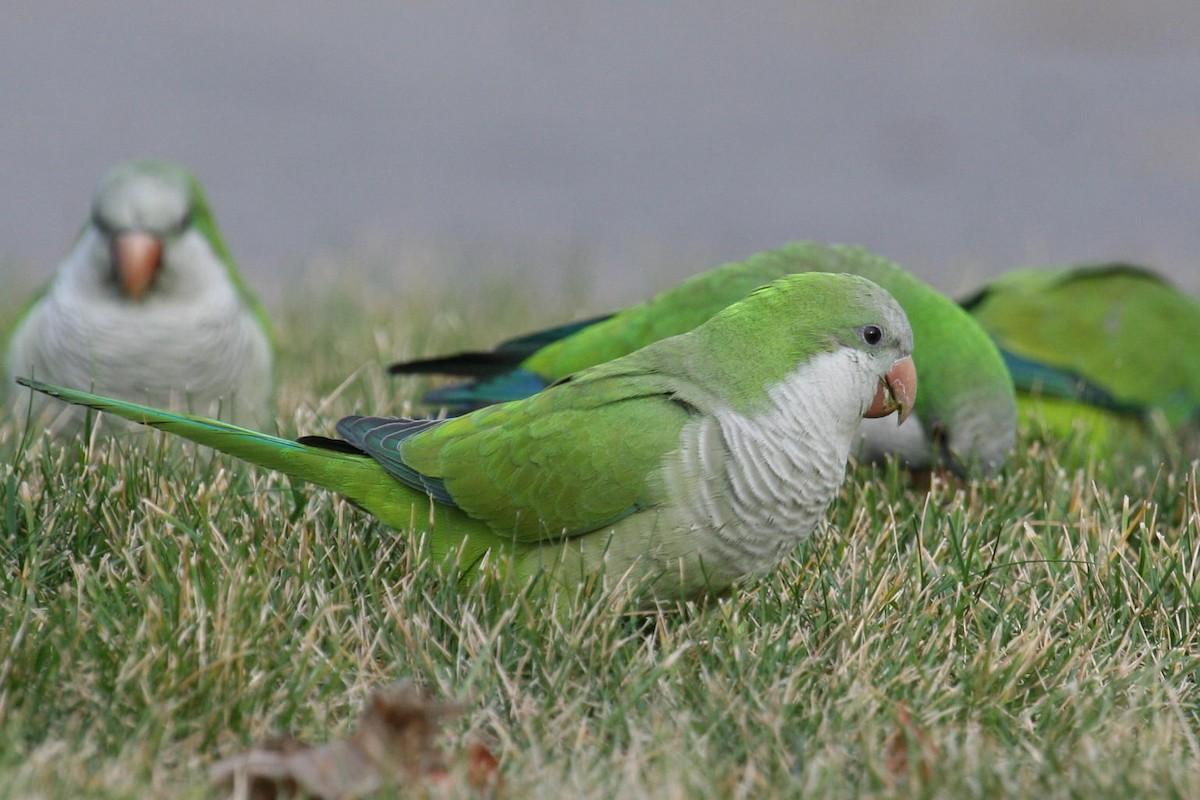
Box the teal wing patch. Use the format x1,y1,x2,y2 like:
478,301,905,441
422,369,550,411
1000,350,1144,417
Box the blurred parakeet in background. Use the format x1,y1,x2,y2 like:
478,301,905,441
960,263,1200,458
20,272,916,602
391,242,1015,475
6,159,274,432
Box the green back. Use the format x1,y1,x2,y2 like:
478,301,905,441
525,242,1015,457
963,263,1200,427
523,242,834,377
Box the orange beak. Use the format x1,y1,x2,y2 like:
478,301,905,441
111,232,163,299
865,355,917,425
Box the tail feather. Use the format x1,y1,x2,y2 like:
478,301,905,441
17,378,510,564
16,377,386,492
387,350,524,378
492,312,614,353
422,369,550,412
388,312,615,378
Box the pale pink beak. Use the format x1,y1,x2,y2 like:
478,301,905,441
111,232,163,299
865,355,917,425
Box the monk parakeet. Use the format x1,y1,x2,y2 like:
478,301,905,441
5,159,274,432
391,242,1015,475
960,262,1200,455
19,272,916,601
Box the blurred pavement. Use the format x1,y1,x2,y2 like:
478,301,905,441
4,1,1200,303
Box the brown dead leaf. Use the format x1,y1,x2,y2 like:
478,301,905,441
210,681,498,800
465,741,501,790
883,704,939,786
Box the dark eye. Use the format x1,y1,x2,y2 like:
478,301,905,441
858,324,883,346
177,209,193,233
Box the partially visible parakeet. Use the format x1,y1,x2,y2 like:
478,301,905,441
20,272,916,601
391,242,1015,475
960,262,1200,456
6,159,274,432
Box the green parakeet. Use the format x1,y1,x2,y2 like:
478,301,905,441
391,242,1015,475
6,159,274,432
960,262,1200,455
20,272,917,601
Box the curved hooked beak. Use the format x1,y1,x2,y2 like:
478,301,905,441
111,232,163,299
865,355,917,425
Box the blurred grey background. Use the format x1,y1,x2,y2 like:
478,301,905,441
4,1,1200,305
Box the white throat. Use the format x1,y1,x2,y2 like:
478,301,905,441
662,349,876,582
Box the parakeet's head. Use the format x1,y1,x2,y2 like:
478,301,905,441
83,159,231,302
696,272,917,425
819,274,918,425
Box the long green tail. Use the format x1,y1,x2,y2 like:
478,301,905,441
15,377,421,530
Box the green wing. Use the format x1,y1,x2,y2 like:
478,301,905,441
348,354,695,542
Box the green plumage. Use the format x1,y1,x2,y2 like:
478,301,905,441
395,242,1016,473
961,263,1200,454
20,271,916,601
373,374,687,541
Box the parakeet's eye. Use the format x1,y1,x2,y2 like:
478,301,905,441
176,210,193,233
858,324,883,346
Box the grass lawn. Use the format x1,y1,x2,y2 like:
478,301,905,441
1,274,1199,798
